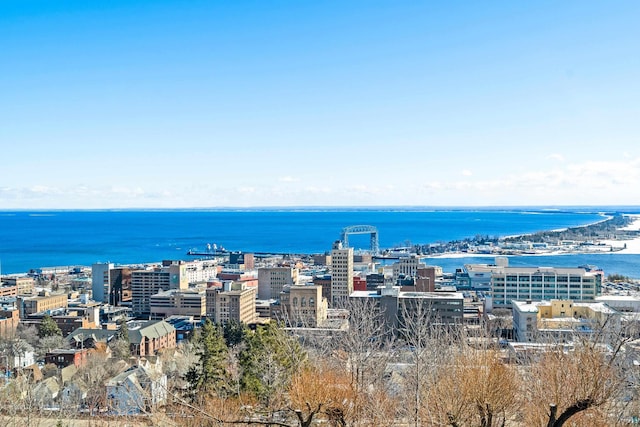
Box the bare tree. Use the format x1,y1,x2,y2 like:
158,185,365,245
159,341,200,397
328,297,395,425
287,364,353,427
396,297,465,426
74,351,128,415
427,347,519,427
524,315,632,427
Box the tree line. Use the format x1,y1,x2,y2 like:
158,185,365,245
2,299,639,426
167,299,640,427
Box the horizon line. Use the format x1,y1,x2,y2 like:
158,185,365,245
1,205,640,212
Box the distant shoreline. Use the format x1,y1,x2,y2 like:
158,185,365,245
500,213,612,240
427,214,640,259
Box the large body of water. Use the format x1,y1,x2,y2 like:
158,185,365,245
1,209,639,277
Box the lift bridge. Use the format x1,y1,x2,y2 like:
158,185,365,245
340,225,380,254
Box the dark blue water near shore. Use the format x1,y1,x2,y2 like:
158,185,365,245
0,209,638,277
429,254,640,279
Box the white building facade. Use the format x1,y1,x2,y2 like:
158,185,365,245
488,266,601,308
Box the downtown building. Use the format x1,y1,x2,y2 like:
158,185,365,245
257,267,299,300
0,276,35,296
467,262,603,309
330,241,354,306
17,293,68,317
131,262,189,318
274,285,329,327
92,263,134,305
95,259,217,307
206,283,257,324
149,289,206,320
392,255,426,283
350,284,464,335
512,299,616,343
92,262,114,303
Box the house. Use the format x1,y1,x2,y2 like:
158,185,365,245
60,378,89,410
1,338,36,370
32,376,60,409
106,359,167,415
21,363,43,382
45,348,90,369
66,327,116,350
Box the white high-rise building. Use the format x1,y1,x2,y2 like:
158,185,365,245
330,241,353,305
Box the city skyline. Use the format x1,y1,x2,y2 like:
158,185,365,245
2,1,639,208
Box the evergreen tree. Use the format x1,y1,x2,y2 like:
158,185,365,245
38,315,62,338
110,320,131,359
239,322,306,404
114,319,129,342
222,319,246,347
186,319,230,396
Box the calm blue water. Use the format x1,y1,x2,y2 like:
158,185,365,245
0,209,638,277
428,254,640,279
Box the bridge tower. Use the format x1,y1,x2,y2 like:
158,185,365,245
340,225,380,254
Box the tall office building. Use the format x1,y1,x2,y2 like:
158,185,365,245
131,262,188,318
257,267,298,300
206,283,257,324
330,241,353,305
92,262,114,303
109,267,132,306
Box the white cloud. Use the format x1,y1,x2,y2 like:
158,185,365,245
420,182,443,191
29,185,55,194
278,176,299,183
546,153,565,162
421,157,640,205
110,186,145,197
461,170,473,177
237,186,256,194
2,156,640,208
347,184,378,195
303,186,332,194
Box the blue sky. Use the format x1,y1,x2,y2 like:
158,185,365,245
1,0,639,208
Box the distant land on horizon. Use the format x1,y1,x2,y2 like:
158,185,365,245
2,205,640,213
